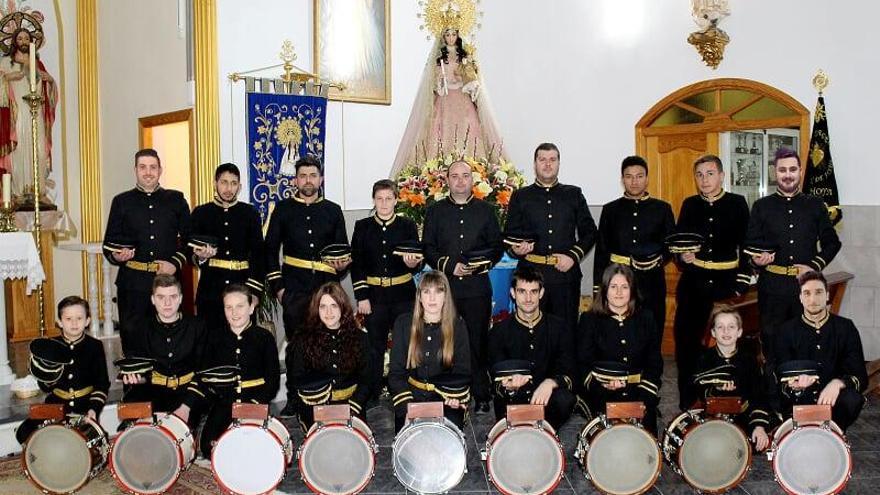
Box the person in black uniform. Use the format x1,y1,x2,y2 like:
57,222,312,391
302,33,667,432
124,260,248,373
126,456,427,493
746,148,841,365
593,155,674,337
389,271,471,432
693,305,771,451
774,271,867,432
287,282,374,432
577,264,663,434
673,154,752,410
120,274,207,428
264,155,349,417
505,143,597,333
198,284,280,458
190,163,266,332
16,296,110,444
422,160,501,414
488,266,576,430
351,179,422,397
103,148,190,332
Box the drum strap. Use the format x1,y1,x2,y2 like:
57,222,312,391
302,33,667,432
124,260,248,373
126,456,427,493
52,386,94,400
239,378,266,389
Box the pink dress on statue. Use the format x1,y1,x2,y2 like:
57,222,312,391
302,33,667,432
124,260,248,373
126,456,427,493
430,55,484,158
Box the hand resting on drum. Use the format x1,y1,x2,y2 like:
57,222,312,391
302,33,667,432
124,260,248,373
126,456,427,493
121,374,147,385
602,379,626,390
788,374,817,391
530,379,558,406
444,398,464,409
501,374,531,390
818,378,846,407
717,381,737,392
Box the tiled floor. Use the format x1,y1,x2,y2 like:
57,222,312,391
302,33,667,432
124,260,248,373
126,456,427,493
3,337,877,494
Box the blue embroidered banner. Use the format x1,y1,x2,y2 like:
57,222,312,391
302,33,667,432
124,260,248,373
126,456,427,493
246,91,328,223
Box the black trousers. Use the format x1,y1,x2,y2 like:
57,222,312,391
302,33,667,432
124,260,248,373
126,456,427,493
15,395,93,445
121,384,203,430
117,288,152,334
782,387,865,432
364,299,413,397
540,279,582,334
492,386,576,431
393,389,467,433
673,282,716,411
282,290,312,341
195,293,226,334
758,289,803,366
454,295,492,403
635,268,666,339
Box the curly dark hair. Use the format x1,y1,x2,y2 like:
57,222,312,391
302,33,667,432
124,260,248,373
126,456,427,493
295,283,364,374
436,31,468,66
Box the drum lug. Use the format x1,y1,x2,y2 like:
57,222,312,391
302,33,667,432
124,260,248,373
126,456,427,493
480,448,488,461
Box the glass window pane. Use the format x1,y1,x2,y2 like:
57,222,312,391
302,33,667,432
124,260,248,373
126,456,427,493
682,91,716,114
720,89,756,112
732,97,797,121
651,107,704,127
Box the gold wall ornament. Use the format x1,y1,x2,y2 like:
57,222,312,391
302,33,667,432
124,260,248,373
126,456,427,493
688,25,729,70
193,0,221,205
812,69,829,95
418,0,481,40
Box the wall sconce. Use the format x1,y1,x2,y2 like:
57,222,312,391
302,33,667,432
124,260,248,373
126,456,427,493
688,0,730,69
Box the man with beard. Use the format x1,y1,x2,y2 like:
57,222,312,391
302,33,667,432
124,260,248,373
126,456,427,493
505,143,597,333
775,271,866,432
672,155,751,410
488,266,576,430
746,148,840,366
190,163,265,332
103,149,190,332
423,160,502,414
264,155,348,417
593,155,674,337
0,27,58,201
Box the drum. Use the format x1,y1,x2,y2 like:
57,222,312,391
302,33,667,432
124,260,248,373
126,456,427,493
392,417,468,494
212,416,293,495
22,414,109,494
110,413,196,494
575,416,661,495
484,418,564,495
662,409,751,492
297,415,376,495
770,418,851,495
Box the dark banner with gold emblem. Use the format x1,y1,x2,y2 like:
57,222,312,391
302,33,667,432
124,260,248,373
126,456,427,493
804,96,842,225
247,92,328,224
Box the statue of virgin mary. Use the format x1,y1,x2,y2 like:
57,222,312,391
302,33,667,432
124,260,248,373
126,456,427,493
390,0,507,176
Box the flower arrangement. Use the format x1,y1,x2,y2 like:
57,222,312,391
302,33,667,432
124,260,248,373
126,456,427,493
396,154,527,226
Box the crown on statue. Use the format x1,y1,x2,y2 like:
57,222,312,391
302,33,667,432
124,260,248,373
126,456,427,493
418,0,482,40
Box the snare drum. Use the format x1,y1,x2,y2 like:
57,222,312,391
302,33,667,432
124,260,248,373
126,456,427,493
770,418,851,495
110,413,196,494
212,416,293,495
298,415,376,495
484,418,564,495
662,409,751,492
22,414,109,494
575,416,661,495
392,417,468,494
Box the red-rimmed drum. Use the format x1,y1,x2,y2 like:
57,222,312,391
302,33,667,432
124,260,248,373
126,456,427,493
22,414,109,494
770,418,851,495
662,409,751,493
212,416,293,495
297,415,376,495
110,413,195,494
483,417,564,495
575,416,661,495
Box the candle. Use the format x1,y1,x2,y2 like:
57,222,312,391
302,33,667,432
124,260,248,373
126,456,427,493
28,42,36,92
2,173,10,204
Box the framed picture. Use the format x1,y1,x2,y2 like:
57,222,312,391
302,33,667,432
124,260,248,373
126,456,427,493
313,0,391,105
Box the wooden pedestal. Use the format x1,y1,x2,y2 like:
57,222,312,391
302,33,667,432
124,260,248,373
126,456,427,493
4,231,57,342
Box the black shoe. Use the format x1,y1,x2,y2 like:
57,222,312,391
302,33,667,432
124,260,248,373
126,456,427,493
475,401,491,414
277,402,297,418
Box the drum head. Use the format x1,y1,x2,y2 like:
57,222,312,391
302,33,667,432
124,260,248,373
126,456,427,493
679,420,750,492
488,427,563,495
300,425,375,495
111,426,180,494
393,421,466,494
775,427,851,495
585,424,660,495
214,425,286,495
24,425,91,493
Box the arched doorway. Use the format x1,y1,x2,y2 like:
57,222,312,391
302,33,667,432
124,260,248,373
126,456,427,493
635,78,810,353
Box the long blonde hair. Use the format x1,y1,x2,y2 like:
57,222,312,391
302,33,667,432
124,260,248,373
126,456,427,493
407,271,457,369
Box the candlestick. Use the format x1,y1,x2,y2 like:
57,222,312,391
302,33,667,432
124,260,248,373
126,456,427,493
28,42,36,92
1,173,9,204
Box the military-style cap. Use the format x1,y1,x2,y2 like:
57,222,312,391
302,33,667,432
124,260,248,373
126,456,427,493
693,363,736,386
463,248,495,274
590,361,640,385
502,230,538,247
295,374,333,406
29,338,72,366
199,365,240,387
630,243,664,271
320,244,352,262
392,240,425,258
187,234,219,250
665,232,704,254
777,360,820,383
490,359,533,379
114,357,155,380
743,241,777,257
